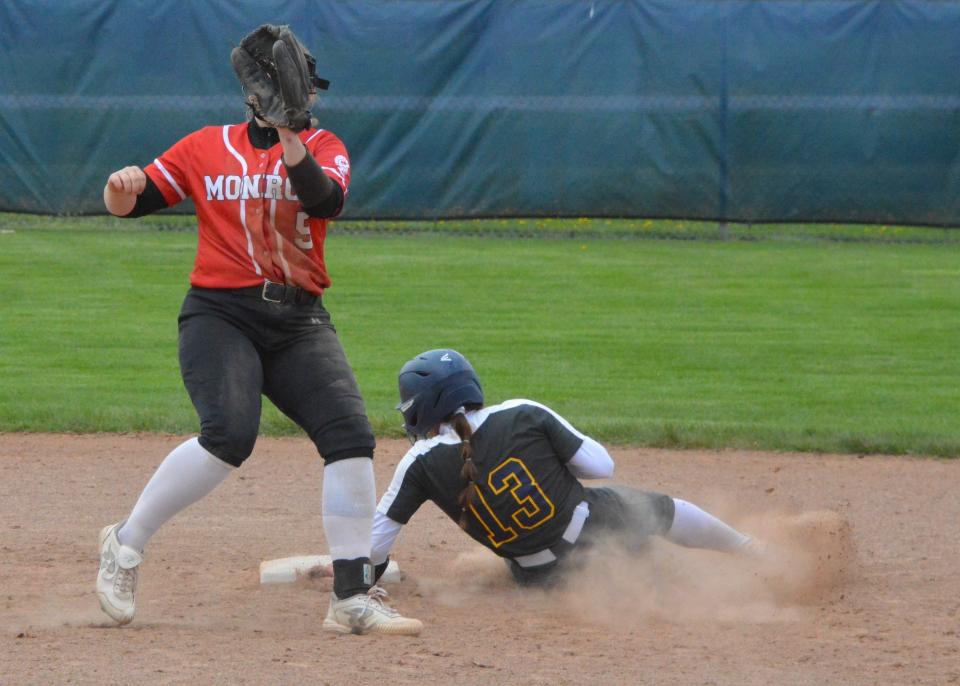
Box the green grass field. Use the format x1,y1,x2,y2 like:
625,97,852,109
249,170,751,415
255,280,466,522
1,216,958,456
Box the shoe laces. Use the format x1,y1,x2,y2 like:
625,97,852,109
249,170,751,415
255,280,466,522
116,567,138,595
365,585,399,617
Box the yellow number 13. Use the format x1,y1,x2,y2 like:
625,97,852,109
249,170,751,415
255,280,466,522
470,457,556,548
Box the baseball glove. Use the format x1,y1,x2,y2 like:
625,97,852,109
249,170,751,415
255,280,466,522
231,24,328,132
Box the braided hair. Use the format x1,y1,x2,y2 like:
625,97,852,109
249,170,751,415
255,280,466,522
450,405,482,530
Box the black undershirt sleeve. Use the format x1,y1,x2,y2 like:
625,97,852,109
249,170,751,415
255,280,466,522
284,153,344,218
122,176,169,218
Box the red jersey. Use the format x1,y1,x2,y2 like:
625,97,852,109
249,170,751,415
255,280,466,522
144,124,351,295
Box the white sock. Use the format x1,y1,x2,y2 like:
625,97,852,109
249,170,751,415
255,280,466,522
117,437,234,552
322,457,375,561
663,498,752,552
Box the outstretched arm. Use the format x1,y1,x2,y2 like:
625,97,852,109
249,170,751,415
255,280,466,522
371,449,429,581
371,510,404,580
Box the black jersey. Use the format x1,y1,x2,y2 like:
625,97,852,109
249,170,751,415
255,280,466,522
378,399,587,558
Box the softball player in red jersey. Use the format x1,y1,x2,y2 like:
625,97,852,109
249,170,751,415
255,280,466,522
372,349,764,589
95,28,420,636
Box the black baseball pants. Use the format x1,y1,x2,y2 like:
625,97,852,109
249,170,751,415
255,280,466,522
177,286,375,467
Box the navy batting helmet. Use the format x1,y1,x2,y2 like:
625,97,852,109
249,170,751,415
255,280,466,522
396,349,484,439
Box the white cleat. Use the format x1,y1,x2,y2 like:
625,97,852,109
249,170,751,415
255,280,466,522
96,522,142,625
323,586,423,636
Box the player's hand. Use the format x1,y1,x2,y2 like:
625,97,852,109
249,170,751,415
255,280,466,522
107,166,147,195
277,128,308,166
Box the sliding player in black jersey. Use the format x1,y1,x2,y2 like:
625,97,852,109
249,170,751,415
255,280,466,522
371,349,763,587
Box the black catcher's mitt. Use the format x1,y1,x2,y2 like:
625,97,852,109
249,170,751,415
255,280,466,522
230,24,329,132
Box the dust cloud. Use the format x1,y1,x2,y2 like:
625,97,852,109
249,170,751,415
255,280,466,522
424,509,855,627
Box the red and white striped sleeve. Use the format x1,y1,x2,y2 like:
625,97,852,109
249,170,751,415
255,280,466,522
305,129,351,196
143,131,197,207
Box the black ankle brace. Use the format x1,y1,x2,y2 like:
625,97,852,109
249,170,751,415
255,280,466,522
332,557,374,599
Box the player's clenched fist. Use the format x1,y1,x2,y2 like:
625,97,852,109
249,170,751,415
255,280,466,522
107,166,147,194
103,165,146,216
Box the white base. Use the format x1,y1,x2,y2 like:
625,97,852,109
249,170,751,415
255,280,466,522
259,554,401,585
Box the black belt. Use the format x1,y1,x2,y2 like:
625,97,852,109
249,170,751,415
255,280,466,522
236,280,321,306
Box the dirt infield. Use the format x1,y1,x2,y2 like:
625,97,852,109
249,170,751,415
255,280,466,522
1,434,957,685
